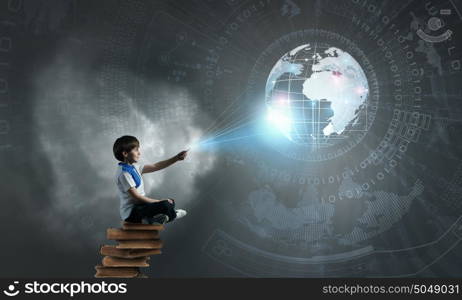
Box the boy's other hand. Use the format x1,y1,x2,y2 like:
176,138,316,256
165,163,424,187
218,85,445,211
163,198,174,204
176,150,188,161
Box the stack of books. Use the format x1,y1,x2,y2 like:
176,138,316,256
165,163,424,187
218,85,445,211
94,221,164,278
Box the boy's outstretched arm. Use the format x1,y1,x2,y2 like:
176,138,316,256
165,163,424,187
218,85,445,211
142,150,188,174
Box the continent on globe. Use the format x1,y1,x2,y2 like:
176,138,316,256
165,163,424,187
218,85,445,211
265,44,369,146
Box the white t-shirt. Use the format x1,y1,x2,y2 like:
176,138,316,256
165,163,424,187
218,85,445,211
115,163,145,220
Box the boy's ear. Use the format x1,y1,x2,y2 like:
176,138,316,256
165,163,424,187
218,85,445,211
122,151,128,158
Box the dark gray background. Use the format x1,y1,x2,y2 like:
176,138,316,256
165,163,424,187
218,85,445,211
1,0,462,277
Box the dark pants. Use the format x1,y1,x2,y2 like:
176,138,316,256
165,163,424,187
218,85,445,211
125,199,177,223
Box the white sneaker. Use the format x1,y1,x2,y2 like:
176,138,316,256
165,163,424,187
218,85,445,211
175,209,187,220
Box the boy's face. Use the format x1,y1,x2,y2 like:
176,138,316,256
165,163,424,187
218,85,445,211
123,146,140,163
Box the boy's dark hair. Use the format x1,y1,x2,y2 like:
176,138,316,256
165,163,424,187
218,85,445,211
113,135,140,162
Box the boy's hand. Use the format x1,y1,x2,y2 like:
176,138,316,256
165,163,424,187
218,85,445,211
176,150,188,161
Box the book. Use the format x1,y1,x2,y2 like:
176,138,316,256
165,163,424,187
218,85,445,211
94,265,140,278
116,239,163,249
102,256,149,267
122,221,164,231
100,245,161,258
107,228,160,240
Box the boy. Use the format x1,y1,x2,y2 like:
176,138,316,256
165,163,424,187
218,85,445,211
113,135,188,225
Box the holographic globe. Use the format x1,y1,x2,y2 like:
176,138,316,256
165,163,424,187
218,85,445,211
265,44,369,146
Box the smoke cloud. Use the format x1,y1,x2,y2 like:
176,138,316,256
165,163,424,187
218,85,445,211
33,41,216,250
